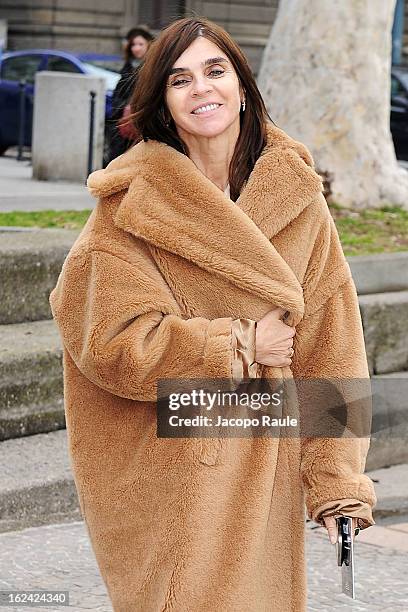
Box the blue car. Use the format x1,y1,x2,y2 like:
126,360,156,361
0,49,122,155
391,65,408,160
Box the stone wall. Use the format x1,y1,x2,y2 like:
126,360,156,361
185,0,279,73
2,0,407,73
0,0,280,73
0,0,132,54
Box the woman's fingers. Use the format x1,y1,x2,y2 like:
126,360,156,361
323,515,359,545
263,357,292,367
255,308,297,367
268,337,294,350
264,307,287,320
351,517,358,539
323,515,338,544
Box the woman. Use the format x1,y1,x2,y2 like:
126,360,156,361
50,16,377,612
105,26,154,164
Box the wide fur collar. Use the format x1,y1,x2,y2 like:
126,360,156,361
87,123,324,324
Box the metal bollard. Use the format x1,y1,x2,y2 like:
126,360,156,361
17,79,26,161
87,90,96,177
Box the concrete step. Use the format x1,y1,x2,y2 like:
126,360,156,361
0,429,81,533
359,290,408,375
347,251,408,295
364,462,408,520
0,228,79,325
366,371,408,471
0,428,406,534
0,320,64,440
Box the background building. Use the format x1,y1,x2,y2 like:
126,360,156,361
0,0,406,74
0,0,278,74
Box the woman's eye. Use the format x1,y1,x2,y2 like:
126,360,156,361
170,78,190,87
170,69,225,87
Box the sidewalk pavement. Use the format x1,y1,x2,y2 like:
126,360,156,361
0,154,95,212
1,153,407,214
0,462,407,611
0,515,407,611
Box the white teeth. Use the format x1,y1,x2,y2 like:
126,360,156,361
192,103,220,114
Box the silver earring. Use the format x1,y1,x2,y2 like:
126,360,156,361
242,98,246,112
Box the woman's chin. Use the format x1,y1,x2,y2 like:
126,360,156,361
183,121,236,139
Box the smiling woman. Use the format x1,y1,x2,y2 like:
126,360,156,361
163,38,245,192
129,18,269,201
50,15,377,612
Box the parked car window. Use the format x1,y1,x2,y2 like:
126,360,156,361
47,56,81,73
81,63,121,91
81,58,123,73
391,75,406,98
1,55,42,83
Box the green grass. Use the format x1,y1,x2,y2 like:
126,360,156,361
0,204,407,257
329,203,408,256
0,209,92,230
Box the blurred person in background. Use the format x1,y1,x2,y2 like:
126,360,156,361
105,26,154,164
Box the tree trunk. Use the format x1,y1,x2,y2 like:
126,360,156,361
257,0,408,210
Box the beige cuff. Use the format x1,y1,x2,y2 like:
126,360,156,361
311,497,375,530
231,318,260,386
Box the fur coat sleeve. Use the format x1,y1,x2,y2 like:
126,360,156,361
291,206,377,526
49,236,236,404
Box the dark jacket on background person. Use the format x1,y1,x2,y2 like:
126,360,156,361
105,58,142,165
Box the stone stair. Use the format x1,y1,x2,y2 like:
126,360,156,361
0,229,76,443
0,429,81,533
0,320,63,441
0,228,77,325
349,252,408,471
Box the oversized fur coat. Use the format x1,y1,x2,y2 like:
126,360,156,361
49,122,377,611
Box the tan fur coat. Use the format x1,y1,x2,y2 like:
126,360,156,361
49,122,377,611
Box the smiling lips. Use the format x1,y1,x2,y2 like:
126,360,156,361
191,103,222,115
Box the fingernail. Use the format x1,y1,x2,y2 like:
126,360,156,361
330,534,336,545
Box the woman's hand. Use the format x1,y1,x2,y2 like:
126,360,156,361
255,308,296,367
324,515,359,544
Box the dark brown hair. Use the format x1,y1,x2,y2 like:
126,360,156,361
129,17,275,201
124,27,155,63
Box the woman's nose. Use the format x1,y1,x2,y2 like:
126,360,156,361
191,78,213,97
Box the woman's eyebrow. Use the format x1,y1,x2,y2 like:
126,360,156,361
169,57,229,76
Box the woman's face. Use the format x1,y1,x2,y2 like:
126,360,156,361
164,37,243,140
131,36,149,60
